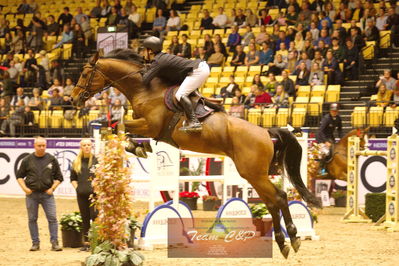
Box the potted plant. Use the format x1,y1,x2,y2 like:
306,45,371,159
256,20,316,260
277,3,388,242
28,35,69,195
332,190,346,207
127,217,142,248
202,195,221,211
60,211,83,248
179,191,199,210
250,204,272,236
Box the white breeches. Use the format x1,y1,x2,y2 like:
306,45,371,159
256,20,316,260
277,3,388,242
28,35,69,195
175,61,210,101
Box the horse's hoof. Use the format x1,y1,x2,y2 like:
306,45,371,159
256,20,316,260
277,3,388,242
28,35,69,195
142,142,153,153
135,147,148,158
281,245,290,259
291,237,301,253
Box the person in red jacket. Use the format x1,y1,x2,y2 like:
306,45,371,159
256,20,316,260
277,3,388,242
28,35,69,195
253,86,272,108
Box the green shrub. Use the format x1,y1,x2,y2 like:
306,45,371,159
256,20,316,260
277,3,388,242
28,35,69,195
365,193,386,222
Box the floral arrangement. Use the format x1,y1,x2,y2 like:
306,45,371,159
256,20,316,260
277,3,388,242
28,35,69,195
250,203,269,219
202,195,219,201
86,134,144,266
307,142,324,187
179,191,200,198
287,188,302,201
60,212,83,232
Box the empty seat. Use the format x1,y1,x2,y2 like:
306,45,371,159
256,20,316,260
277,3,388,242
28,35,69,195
262,108,276,127
276,108,289,127
309,96,324,115
311,85,326,97
369,106,384,126
326,85,341,102
297,86,311,97
294,96,309,109
291,108,307,127
384,107,399,126
247,109,261,126
351,106,367,127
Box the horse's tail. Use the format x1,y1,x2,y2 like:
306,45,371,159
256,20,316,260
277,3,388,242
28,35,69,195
269,128,322,208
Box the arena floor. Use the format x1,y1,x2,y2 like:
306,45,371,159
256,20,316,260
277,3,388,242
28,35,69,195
0,197,398,266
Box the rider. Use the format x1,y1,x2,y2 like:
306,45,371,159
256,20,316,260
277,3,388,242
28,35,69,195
316,103,343,152
141,36,210,132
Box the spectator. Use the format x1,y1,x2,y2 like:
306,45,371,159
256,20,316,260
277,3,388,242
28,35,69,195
46,15,60,36
212,34,228,58
276,42,288,61
294,32,304,51
343,39,359,79
317,29,332,47
325,2,336,20
376,70,397,91
259,42,274,66
335,20,348,43
235,8,246,27
286,5,298,26
364,19,380,45
350,28,365,50
314,39,328,57
279,70,295,97
0,18,10,38
49,88,63,109
230,44,246,66
28,87,44,110
23,49,39,86
110,99,124,124
200,9,213,30
75,7,88,25
113,0,123,12
1,32,11,54
195,46,208,61
70,139,98,252
28,0,39,13
152,9,166,37
241,26,255,47
303,39,315,59
128,4,142,30
385,7,399,47
348,19,362,36
15,136,63,252
375,84,392,108
213,7,228,29
166,10,180,32
2,53,14,68
253,86,272,108
80,16,92,43
0,98,9,128
54,24,73,48
275,31,290,51
11,87,30,106
268,53,287,75
351,0,364,21
294,61,310,86
62,95,76,121
234,89,246,103
323,50,341,85
244,9,257,27
110,88,127,106
276,12,287,26
49,60,64,84
287,51,298,73
272,84,289,108
359,9,372,32
264,73,278,95
63,78,74,96
12,18,28,36
255,25,267,44
309,62,324,86
58,7,73,28
391,88,399,107
0,99,25,137
299,2,312,21
106,7,120,26
245,43,259,66
220,75,239,98
376,8,388,31
17,0,32,14
228,96,245,119
177,34,191,59
48,78,64,96
90,0,102,18
226,8,236,28
14,57,24,77
168,36,180,55
100,0,112,18
207,45,224,68
311,50,324,68
72,24,85,58
259,9,272,26
318,11,333,30
331,38,345,63
7,60,20,81
296,51,312,70
27,14,46,52
24,105,34,126
203,34,214,57
227,25,241,52
252,74,264,90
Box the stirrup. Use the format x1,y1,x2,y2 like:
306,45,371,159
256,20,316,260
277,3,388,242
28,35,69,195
179,120,202,132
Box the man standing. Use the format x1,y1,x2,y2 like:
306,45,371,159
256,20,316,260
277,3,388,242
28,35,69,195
16,137,63,252
316,103,342,145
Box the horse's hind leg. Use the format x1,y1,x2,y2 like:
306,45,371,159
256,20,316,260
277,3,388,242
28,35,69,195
274,187,301,253
248,178,290,259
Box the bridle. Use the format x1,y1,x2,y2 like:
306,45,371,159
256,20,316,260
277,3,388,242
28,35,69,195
75,61,143,103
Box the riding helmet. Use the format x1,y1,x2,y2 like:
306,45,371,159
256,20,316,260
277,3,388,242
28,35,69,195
143,36,162,54
330,103,339,111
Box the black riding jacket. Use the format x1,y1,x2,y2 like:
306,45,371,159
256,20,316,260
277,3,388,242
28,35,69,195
316,113,342,143
142,52,202,87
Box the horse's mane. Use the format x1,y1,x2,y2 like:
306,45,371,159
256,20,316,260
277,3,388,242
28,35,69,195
103,49,144,65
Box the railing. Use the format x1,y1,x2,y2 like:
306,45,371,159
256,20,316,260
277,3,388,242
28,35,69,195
98,35,116,55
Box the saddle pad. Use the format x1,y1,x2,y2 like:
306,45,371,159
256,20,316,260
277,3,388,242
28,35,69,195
164,86,214,120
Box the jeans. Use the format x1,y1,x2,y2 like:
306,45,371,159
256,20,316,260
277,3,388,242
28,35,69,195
26,191,59,244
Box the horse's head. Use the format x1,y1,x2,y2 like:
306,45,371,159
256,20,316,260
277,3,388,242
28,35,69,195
72,52,106,106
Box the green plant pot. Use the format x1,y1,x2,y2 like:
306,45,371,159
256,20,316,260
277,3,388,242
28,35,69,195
180,197,198,210
203,199,221,211
334,196,346,207
62,229,83,248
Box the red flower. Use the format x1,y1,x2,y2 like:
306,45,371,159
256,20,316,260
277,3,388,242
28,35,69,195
179,191,199,198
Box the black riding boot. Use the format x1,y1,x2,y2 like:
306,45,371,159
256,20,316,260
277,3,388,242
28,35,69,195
179,96,202,131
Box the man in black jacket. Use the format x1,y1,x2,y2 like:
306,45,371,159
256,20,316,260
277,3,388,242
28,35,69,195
142,36,210,132
316,103,342,144
343,39,359,79
16,137,63,252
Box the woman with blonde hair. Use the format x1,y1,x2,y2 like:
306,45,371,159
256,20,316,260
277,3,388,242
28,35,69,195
70,139,98,251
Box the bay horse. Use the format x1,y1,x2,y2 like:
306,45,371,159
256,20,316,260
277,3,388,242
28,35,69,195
325,129,367,181
71,50,320,258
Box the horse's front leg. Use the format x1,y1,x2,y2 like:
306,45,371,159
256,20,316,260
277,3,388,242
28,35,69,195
124,118,152,158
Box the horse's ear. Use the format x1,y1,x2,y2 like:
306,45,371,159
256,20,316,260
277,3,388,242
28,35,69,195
89,52,99,65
